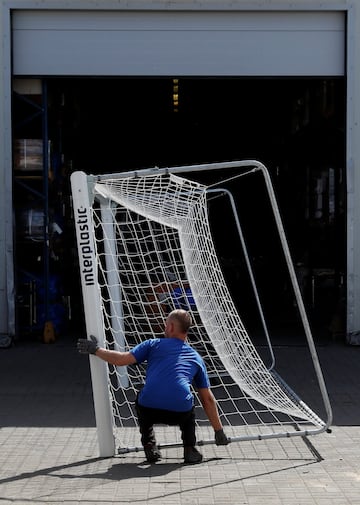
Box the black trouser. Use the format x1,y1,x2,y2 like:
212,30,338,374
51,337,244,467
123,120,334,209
135,400,196,448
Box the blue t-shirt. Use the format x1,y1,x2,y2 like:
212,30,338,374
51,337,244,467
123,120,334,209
130,338,210,412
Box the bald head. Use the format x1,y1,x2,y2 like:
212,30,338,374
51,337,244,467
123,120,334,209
165,309,192,338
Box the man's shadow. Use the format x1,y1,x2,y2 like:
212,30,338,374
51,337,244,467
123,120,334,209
0,455,213,486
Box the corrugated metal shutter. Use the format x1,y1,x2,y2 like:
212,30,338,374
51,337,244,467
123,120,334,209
12,10,344,77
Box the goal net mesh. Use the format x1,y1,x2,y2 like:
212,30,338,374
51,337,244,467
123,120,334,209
90,171,325,452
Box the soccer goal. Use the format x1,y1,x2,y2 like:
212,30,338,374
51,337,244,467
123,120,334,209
71,160,332,457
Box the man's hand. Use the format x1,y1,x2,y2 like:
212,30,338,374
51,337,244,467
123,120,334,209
77,335,99,355
215,428,229,446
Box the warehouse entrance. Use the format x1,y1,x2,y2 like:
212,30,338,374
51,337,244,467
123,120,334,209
13,77,346,341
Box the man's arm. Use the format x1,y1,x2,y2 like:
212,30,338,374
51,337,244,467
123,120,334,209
197,387,229,445
95,347,137,367
197,387,223,431
77,336,137,366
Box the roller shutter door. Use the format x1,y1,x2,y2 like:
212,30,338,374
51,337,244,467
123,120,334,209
12,10,344,76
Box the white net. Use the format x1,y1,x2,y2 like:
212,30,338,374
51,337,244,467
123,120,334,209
89,171,325,452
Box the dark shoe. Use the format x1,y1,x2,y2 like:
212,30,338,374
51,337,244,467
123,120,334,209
144,444,161,463
184,446,203,464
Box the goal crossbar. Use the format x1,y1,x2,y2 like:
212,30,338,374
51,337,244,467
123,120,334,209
71,160,332,457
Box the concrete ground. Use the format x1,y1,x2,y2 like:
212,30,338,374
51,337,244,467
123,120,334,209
0,334,359,505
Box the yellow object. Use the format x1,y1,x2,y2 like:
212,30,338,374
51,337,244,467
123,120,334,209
43,321,56,343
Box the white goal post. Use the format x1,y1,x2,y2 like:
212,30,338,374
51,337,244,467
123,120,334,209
71,160,332,458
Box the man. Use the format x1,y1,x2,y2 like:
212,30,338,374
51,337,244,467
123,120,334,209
77,309,229,464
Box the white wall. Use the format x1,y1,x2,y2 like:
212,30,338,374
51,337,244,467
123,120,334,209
346,2,360,341
0,4,14,337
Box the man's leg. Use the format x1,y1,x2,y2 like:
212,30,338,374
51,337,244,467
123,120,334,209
135,402,161,463
178,408,196,446
178,408,203,464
